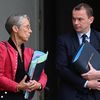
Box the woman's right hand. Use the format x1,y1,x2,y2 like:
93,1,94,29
17,75,30,92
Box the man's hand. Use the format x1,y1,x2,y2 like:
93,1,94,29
82,62,100,80
86,80,100,90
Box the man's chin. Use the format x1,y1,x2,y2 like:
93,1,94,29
76,30,82,33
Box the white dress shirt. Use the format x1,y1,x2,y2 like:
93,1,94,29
77,29,91,45
77,29,91,88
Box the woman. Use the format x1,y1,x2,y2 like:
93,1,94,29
0,14,47,100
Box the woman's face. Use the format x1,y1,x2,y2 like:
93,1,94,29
16,18,32,43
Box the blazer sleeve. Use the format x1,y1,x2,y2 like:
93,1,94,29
38,70,47,89
0,43,18,92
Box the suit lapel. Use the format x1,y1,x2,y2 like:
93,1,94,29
90,29,100,50
72,29,99,51
72,32,80,52
90,30,96,46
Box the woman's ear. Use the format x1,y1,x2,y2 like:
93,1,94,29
12,25,18,33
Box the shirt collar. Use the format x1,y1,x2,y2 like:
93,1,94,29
77,28,91,39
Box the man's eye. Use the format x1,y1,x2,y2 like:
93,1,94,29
78,18,82,21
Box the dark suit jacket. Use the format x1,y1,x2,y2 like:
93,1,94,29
56,29,100,100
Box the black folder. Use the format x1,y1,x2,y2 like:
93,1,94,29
72,42,100,74
28,62,45,100
25,51,48,100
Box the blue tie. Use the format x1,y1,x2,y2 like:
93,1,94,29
82,34,87,43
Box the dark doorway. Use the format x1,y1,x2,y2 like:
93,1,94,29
44,0,100,100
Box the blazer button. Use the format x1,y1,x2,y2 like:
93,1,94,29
1,95,3,98
5,91,7,94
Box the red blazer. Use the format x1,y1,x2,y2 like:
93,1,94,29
0,41,47,92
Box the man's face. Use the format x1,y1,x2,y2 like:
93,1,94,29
72,8,94,33
16,18,32,43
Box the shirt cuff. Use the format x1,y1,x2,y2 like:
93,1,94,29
84,80,88,88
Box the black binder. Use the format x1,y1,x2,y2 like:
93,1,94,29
28,62,45,100
25,50,48,100
72,42,100,74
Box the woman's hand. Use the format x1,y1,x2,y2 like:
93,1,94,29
27,80,42,92
17,75,30,92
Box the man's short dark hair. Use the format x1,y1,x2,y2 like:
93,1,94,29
73,3,93,17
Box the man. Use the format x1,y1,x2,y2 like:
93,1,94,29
0,14,47,100
56,3,100,100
